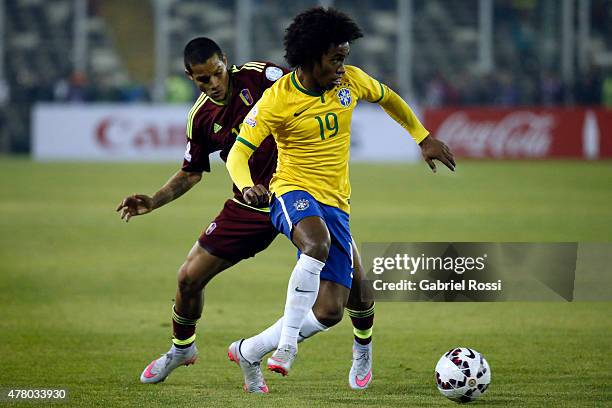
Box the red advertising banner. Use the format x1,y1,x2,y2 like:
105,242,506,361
423,108,611,159
595,110,612,158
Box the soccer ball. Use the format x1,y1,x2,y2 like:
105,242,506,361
435,347,491,403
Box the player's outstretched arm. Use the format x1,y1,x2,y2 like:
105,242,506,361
375,85,455,172
116,170,202,222
419,136,456,173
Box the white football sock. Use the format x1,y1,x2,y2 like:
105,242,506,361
241,317,283,363
299,309,329,339
277,254,324,348
241,310,329,363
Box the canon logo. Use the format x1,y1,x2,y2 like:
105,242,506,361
95,116,185,150
436,112,554,158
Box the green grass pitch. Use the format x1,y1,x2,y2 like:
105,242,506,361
0,158,610,407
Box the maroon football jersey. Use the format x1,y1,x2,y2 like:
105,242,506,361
182,61,288,203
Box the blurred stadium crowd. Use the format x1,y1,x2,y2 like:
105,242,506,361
1,0,611,152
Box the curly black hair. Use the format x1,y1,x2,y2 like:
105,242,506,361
184,37,223,73
284,7,363,68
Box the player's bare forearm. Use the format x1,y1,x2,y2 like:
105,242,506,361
151,170,202,210
116,170,200,222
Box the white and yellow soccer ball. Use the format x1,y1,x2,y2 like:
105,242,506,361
435,347,491,403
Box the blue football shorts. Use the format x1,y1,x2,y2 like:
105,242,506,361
270,190,353,289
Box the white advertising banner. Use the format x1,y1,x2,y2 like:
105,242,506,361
350,105,422,162
32,104,421,162
33,104,190,161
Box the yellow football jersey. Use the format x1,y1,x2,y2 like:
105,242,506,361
234,65,429,213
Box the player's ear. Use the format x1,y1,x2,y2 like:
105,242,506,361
184,68,193,81
221,54,228,67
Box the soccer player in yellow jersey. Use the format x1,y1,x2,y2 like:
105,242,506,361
226,7,455,382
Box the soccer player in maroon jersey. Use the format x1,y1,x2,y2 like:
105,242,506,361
116,38,375,392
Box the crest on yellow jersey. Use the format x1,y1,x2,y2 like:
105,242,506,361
337,88,352,107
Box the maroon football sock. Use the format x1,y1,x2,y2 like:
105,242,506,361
347,303,375,345
172,306,198,349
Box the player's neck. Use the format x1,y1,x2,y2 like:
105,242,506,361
296,67,324,95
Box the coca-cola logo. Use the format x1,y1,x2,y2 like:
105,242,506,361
95,116,185,150
436,112,555,158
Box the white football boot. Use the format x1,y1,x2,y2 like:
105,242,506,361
349,342,373,390
267,344,297,376
140,344,198,384
228,339,269,393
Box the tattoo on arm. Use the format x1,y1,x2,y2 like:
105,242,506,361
152,171,201,209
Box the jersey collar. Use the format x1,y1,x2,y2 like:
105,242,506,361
291,71,327,103
290,71,323,97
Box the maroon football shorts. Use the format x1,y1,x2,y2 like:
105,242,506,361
198,199,279,262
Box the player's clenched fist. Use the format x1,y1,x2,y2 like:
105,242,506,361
242,185,270,208
116,194,154,222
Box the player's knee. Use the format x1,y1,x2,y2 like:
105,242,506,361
313,304,344,327
301,238,331,262
177,262,205,295
346,287,374,311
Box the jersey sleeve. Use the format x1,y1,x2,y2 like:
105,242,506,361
236,87,280,151
181,96,220,173
378,88,429,144
261,63,291,89
227,87,282,190
349,65,429,144
347,65,386,103
226,141,255,191
181,139,210,173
